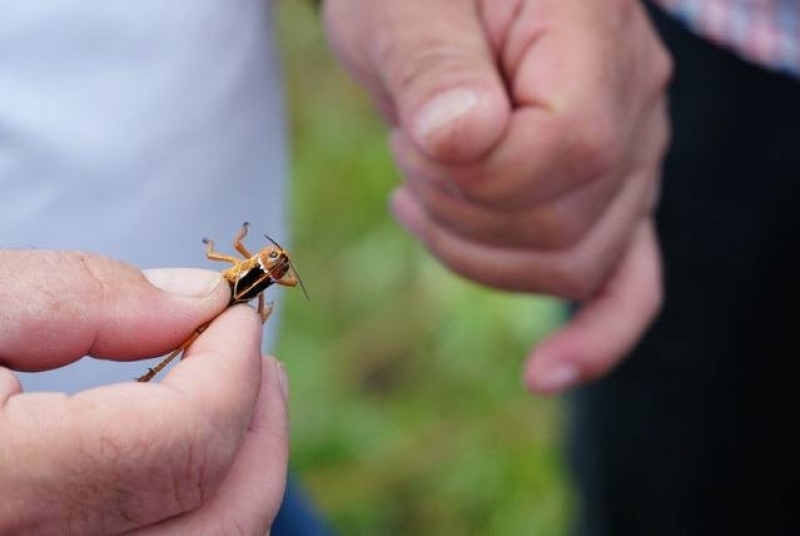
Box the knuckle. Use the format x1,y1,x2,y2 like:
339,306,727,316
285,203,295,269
179,413,240,501
530,203,594,249
546,257,602,301
217,520,250,536
99,411,231,526
562,274,597,302
119,430,212,514
71,252,113,309
557,114,620,185
653,106,672,160
169,433,217,508
571,122,619,181
611,0,637,14
643,275,665,317
653,46,675,92
377,36,472,97
56,433,202,531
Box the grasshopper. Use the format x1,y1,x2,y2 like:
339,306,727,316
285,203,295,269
136,222,304,382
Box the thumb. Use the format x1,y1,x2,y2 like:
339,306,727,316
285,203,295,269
326,0,510,162
138,355,290,534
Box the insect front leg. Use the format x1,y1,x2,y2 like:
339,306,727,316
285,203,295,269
233,221,253,258
257,293,274,323
276,270,299,288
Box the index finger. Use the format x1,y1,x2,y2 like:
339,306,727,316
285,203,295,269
0,250,230,371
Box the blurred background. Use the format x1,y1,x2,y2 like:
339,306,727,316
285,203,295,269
274,2,573,532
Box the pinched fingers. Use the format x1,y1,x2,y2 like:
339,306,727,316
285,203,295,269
0,368,21,405
0,306,271,534
0,250,230,371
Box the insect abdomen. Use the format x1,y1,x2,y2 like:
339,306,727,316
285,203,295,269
227,264,274,303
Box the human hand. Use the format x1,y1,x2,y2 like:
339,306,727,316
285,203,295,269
0,250,289,535
323,0,672,394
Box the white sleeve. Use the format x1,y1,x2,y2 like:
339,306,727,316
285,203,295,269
0,0,290,392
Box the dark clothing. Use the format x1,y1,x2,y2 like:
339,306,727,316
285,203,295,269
570,3,800,534
273,475,333,536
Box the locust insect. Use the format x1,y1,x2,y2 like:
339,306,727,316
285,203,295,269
136,222,305,382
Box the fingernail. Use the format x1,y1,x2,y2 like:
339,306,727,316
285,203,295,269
143,268,222,298
274,359,289,401
530,363,580,394
413,88,479,144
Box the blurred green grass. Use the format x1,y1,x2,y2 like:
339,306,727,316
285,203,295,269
275,2,573,532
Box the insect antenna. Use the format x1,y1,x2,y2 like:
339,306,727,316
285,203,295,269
293,264,311,300
264,233,310,300
263,233,283,249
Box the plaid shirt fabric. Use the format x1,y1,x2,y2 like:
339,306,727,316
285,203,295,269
654,0,800,78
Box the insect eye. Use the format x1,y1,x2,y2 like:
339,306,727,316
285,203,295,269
269,251,279,259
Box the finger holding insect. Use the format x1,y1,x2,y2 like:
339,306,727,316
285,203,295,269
154,305,265,432
133,354,290,535
0,366,21,404
0,250,230,372
133,307,273,528
0,305,274,534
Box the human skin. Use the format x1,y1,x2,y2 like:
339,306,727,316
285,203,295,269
0,250,288,535
322,0,673,394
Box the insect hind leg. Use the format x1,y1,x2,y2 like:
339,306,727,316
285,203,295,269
136,324,209,382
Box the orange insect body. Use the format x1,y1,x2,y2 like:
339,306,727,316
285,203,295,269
136,222,301,382
223,247,295,305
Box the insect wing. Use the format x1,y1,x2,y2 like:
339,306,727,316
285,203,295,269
230,261,275,302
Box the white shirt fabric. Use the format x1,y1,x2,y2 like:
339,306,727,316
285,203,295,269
0,0,289,392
